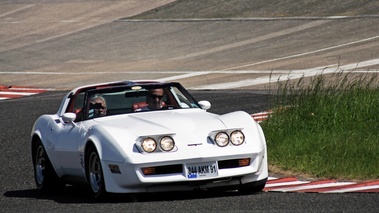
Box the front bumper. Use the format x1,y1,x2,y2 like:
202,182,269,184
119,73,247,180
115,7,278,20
101,149,268,193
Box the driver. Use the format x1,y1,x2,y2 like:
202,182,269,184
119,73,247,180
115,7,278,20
145,88,165,110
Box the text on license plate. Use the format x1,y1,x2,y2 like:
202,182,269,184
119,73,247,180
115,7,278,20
186,162,218,179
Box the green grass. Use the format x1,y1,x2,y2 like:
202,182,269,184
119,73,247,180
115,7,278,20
261,72,379,180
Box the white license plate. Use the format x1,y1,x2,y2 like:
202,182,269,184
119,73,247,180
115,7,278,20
186,162,218,179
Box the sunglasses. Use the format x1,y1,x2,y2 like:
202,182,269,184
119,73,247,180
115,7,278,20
149,94,164,99
91,102,106,109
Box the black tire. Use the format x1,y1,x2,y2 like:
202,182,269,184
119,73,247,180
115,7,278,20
32,139,65,194
86,145,107,199
238,178,267,195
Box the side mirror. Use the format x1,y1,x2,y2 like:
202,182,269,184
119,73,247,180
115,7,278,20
198,100,211,110
62,112,77,124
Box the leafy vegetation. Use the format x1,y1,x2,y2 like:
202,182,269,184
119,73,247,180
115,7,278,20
261,72,379,180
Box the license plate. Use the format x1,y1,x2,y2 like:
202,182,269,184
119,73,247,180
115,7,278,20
186,162,218,179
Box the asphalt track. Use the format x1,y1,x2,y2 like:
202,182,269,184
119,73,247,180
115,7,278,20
1,0,379,90
1,91,379,212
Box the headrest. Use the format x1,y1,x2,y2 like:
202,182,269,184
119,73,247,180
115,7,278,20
132,102,148,111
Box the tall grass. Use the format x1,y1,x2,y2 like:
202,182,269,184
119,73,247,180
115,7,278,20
262,72,379,180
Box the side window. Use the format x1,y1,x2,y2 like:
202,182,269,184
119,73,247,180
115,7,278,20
171,87,193,108
73,92,85,121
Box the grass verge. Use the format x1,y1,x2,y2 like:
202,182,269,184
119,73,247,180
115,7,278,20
261,71,379,181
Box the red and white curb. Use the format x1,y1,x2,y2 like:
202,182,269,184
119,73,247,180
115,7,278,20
265,177,379,193
251,111,272,123
0,85,49,100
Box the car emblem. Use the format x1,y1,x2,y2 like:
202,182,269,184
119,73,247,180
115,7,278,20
187,143,202,146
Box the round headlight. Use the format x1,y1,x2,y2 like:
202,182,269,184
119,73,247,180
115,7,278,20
230,130,245,145
160,136,175,151
141,138,157,153
215,132,229,147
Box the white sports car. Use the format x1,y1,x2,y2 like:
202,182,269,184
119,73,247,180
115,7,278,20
31,80,268,199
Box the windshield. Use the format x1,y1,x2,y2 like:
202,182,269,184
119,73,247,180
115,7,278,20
74,83,201,120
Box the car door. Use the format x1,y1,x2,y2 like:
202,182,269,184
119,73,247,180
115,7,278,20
47,91,89,178
46,118,88,178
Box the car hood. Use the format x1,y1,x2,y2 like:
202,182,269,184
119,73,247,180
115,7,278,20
92,109,227,137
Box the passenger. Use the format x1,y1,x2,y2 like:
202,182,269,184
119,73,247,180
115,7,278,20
90,95,108,117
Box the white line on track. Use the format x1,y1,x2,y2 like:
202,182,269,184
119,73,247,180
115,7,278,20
119,15,379,22
190,59,379,90
0,71,203,76
172,20,331,60
1,48,379,90
155,71,212,81
0,91,37,96
225,35,379,70
1,60,378,90
2,14,379,89
0,68,378,76
0,4,34,18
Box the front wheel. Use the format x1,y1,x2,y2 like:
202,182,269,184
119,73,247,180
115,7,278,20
33,139,64,193
86,145,107,199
